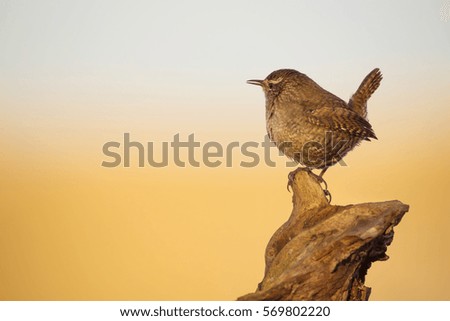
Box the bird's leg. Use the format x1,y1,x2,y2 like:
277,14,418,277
319,167,329,178
309,169,332,203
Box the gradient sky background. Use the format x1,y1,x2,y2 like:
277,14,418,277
1,0,449,300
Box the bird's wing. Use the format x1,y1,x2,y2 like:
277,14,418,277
306,105,377,140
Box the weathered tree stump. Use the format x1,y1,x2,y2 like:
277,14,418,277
238,170,409,301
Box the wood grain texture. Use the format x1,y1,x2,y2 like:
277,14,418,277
238,170,409,301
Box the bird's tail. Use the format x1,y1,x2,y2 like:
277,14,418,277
348,68,382,118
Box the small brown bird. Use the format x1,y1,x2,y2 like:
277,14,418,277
247,68,382,187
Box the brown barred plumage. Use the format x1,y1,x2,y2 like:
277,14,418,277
247,68,382,172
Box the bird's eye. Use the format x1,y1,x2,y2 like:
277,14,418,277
267,77,282,90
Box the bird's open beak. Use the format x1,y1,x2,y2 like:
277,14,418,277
246,79,264,86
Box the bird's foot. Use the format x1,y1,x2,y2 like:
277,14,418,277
287,167,309,192
287,167,332,203
309,171,332,203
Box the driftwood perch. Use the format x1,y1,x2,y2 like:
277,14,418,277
238,170,409,301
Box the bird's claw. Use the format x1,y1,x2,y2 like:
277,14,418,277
287,167,307,192
287,167,332,203
323,188,332,203
311,172,332,203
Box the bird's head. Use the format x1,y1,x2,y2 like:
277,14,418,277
247,69,303,102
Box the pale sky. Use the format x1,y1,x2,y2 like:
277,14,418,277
1,0,449,135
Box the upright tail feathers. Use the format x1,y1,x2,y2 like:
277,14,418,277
348,68,382,119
